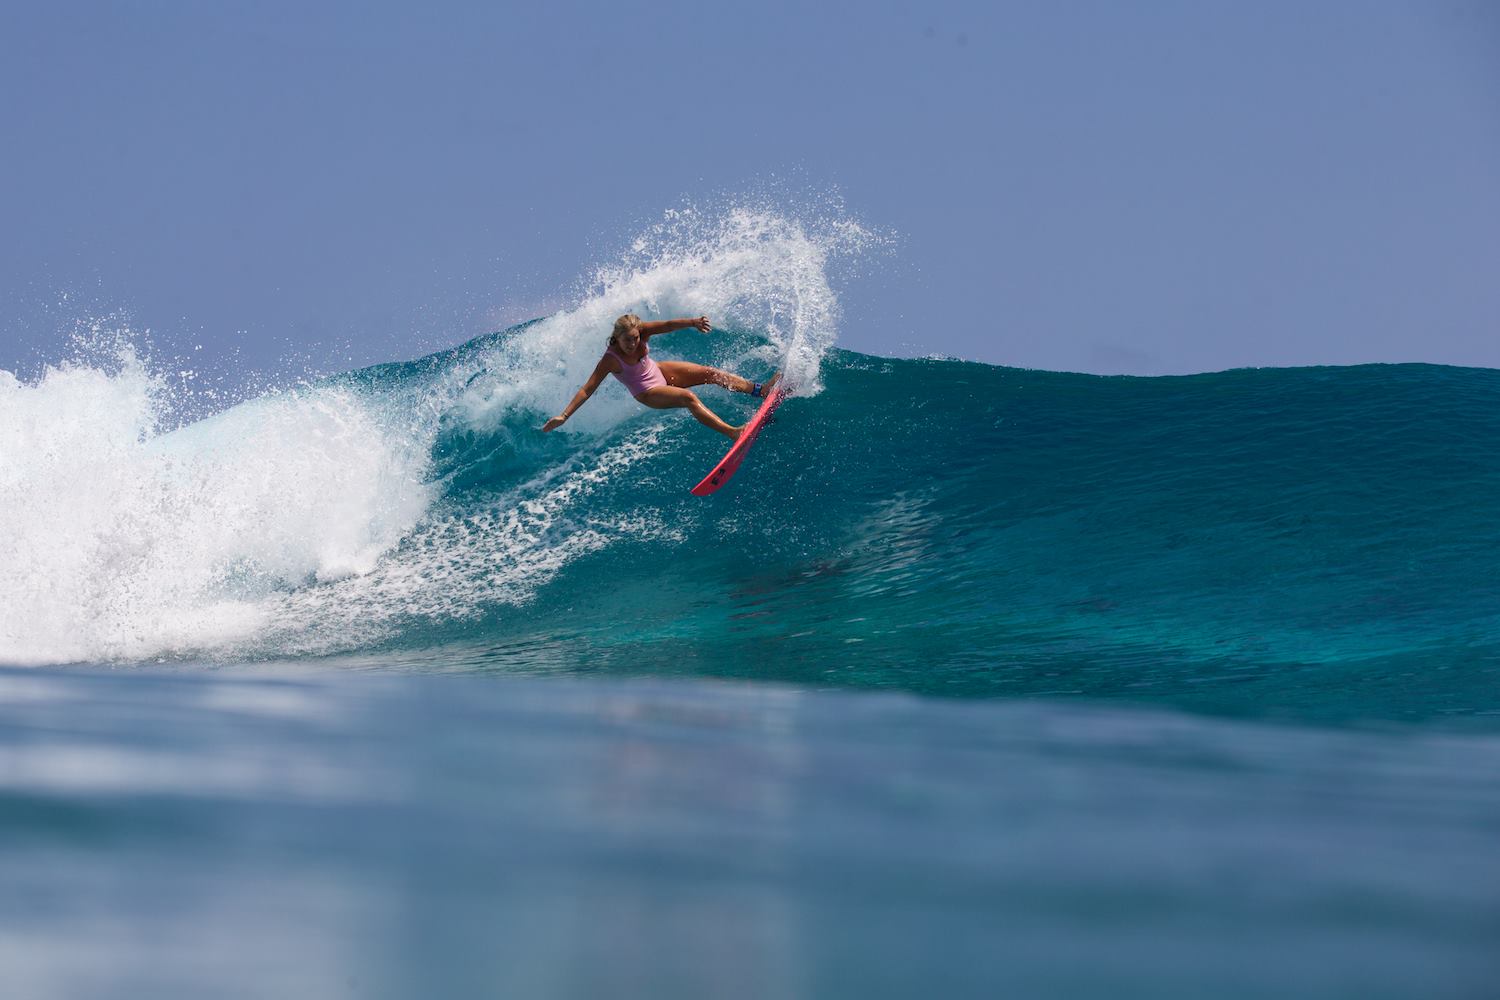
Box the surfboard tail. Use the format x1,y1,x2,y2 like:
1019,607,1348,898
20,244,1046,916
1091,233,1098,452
689,382,791,496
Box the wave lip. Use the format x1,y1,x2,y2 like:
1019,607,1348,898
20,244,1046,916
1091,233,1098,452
6,202,1498,726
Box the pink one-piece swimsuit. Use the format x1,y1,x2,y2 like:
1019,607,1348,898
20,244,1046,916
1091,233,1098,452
608,345,667,396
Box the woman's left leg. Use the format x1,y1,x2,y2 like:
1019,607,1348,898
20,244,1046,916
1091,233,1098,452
658,362,756,394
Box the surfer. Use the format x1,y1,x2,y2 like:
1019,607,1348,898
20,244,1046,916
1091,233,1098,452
542,314,780,440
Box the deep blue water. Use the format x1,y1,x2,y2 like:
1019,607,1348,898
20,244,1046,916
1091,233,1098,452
393,346,1500,724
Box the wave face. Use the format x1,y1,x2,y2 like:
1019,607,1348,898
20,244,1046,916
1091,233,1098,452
4,216,1498,724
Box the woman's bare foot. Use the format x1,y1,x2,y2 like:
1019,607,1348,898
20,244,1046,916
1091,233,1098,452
759,371,782,398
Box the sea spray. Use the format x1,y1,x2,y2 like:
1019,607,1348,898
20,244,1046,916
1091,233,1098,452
1,204,876,666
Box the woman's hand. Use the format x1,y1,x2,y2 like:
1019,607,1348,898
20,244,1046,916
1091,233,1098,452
542,414,567,432
692,315,712,334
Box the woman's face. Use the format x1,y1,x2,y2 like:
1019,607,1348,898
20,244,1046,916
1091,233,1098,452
615,327,641,353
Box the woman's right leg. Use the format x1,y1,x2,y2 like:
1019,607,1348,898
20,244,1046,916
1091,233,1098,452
636,386,741,440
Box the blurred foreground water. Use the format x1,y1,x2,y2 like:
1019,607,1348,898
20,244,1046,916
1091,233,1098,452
2,666,1496,1000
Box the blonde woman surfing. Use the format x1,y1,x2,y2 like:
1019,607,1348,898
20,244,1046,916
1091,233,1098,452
543,314,780,440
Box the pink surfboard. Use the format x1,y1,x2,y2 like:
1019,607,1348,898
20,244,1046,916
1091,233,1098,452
690,381,791,496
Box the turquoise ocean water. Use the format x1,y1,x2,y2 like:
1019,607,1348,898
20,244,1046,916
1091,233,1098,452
2,212,1498,997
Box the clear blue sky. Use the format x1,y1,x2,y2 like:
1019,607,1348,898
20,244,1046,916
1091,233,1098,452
3,1,1496,377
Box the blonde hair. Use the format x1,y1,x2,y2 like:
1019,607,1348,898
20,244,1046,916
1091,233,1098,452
607,313,641,349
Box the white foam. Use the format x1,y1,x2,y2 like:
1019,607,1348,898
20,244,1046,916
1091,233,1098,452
0,347,434,665
248,425,683,658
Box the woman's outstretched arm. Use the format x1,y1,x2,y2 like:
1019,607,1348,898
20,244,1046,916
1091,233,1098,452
639,316,712,339
542,357,614,432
